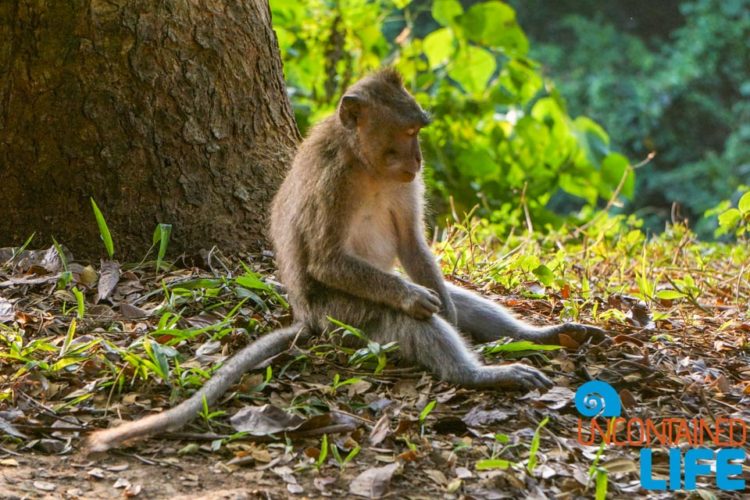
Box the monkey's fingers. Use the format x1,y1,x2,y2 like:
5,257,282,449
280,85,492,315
560,323,608,344
539,323,608,345
488,364,553,390
511,364,553,389
414,296,441,318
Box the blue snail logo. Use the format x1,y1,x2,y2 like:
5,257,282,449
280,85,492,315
575,380,622,418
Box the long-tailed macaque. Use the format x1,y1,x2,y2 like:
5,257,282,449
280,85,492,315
87,69,604,451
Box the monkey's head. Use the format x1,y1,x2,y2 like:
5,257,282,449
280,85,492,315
338,69,431,183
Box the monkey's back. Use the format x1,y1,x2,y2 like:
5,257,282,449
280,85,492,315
270,117,344,324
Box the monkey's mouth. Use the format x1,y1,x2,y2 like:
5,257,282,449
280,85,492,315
398,170,417,182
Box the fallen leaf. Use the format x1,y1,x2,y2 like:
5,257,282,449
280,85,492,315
78,265,98,287
88,467,106,479
125,484,142,497
462,407,510,427
97,260,120,302
558,333,580,349
33,481,56,492
349,463,400,498
230,404,305,435
314,476,336,493
0,417,27,439
113,477,131,489
619,388,638,408
425,469,447,486
602,457,638,474
369,413,390,446
538,386,576,410
0,298,13,323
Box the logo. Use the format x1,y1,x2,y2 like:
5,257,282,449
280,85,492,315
574,380,746,491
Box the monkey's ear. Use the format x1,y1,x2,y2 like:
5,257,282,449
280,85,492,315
339,94,364,128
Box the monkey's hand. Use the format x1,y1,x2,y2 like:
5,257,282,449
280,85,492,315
401,283,442,319
536,323,608,346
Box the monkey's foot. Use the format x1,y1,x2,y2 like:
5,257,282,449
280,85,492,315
537,323,608,346
472,364,553,390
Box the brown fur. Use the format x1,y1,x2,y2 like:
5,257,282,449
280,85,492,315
270,69,604,387
87,69,604,451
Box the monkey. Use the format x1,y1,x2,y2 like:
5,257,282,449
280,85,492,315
87,68,604,451
269,68,604,389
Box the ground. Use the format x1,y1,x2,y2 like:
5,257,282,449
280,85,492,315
0,222,748,498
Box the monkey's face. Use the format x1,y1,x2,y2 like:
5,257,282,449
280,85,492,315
376,121,424,183
338,72,431,183
355,107,429,183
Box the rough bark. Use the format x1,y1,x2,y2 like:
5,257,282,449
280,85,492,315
0,0,300,259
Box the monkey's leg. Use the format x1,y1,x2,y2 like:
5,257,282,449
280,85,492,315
371,312,551,389
445,282,606,344
87,324,308,452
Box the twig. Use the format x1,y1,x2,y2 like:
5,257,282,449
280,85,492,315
571,151,655,239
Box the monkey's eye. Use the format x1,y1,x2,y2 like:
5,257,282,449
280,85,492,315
405,127,418,137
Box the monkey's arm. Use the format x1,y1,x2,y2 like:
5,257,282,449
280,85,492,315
87,324,307,451
308,250,441,320
394,194,457,324
397,237,457,324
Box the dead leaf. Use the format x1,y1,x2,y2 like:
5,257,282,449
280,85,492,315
0,298,13,323
602,457,638,474
455,467,472,479
125,484,142,497
113,477,131,489
0,417,28,439
97,260,120,302
120,302,150,319
425,469,447,486
369,413,390,446
34,481,57,492
398,449,419,462
538,386,575,410
314,476,336,494
349,463,400,498
229,404,305,435
462,407,510,427
619,388,638,408
558,333,580,349
714,374,732,393
78,265,98,287
88,467,107,479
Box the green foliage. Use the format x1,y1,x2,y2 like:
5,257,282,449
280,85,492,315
327,316,399,374
706,187,750,238
521,0,750,236
152,223,172,272
272,0,631,230
90,198,114,258
527,416,548,473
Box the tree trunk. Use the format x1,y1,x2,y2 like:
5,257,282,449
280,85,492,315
0,0,299,260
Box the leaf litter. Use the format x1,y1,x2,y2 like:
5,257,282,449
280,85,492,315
0,224,748,498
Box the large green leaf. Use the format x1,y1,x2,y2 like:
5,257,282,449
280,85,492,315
573,117,611,166
460,1,529,55
431,0,463,27
423,28,455,69
448,45,496,94
457,147,497,179
738,191,750,214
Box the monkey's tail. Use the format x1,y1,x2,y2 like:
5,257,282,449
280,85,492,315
87,323,308,452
